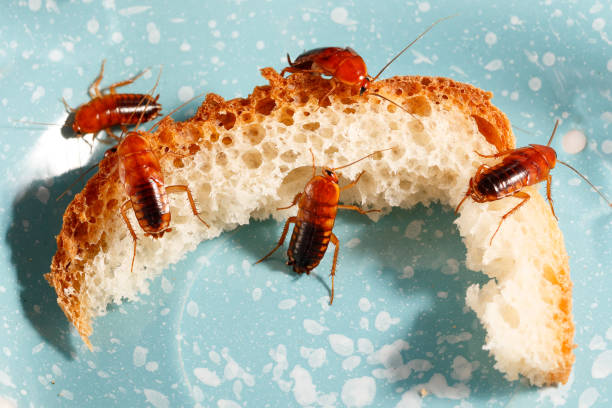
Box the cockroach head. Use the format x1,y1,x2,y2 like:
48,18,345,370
322,167,339,183
359,76,371,96
60,111,77,139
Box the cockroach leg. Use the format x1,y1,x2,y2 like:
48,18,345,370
255,217,297,264
165,185,210,228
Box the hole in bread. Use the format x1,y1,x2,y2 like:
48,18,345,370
222,136,233,146
280,150,299,163
210,130,219,143
242,149,263,169
241,112,253,123
217,112,236,130
471,115,501,150
255,98,277,115
341,97,356,105
386,104,397,114
216,151,228,165
320,128,333,139
395,88,403,96
173,157,185,168
405,95,432,117
244,124,266,145
278,165,312,201
302,122,320,132
279,108,295,126
293,132,307,143
261,142,278,160
325,145,339,156
343,107,356,114
421,78,432,86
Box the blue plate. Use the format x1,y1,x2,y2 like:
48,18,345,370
1,1,610,407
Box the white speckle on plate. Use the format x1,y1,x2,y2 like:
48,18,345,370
133,346,148,367
303,319,327,335
441,258,459,275
341,376,376,407
578,387,600,408
329,334,354,356
48,49,63,62
145,362,159,372
187,301,199,317
418,373,470,399
404,220,424,239
147,22,160,44
331,7,348,24
28,0,41,11
374,311,400,332
32,343,44,354
359,317,369,330
592,350,612,378
180,41,191,52
195,367,221,386
528,77,542,91
87,18,99,34
588,335,606,350
606,327,612,340
484,59,503,71
302,13,311,21
538,371,573,406
607,59,612,72
143,389,169,408
59,390,74,400
358,297,371,312
451,356,474,381
590,2,604,13
542,52,556,66
562,130,586,154
208,20,217,28
485,32,497,45
568,177,581,187
510,15,522,25
31,86,45,103
256,40,265,50
418,2,430,12
36,186,50,204
290,365,317,406
124,56,133,66
178,86,194,102
3,348,11,357
438,332,472,344
601,140,612,154
112,32,123,43
346,238,360,248
0,371,16,388
279,299,296,310
300,347,327,369
399,265,414,279
437,291,448,298
161,277,173,293
218,400,241,408
342,356,361,371
252,288,262,301
118,6,151,16
601,111,612,125
510,91,519,101
592,18,605,31
357,338,374,354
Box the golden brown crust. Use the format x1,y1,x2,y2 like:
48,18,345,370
45,68,571,383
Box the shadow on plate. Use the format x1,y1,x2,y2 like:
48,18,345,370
6,161,104,359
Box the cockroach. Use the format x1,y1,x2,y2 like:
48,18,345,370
256,148,389,304
455,120,612,244
16,60,162,144
117,130,209,272
62,60,162,142
280,16,452,103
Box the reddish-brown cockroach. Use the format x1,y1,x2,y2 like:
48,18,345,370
280,16,452,102
455,120,612,244
15,61,162,145
61,60,162,142
256,148,390,304
117,130,209,272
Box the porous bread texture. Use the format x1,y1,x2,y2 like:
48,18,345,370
46,68,574,385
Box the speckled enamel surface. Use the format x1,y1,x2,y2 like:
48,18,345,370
0,1,610,407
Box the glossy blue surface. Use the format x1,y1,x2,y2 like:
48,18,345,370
0,1,611,407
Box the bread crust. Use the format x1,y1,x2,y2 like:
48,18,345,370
45,68,573,384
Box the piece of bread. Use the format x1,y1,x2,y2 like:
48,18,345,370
45,68,574,386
